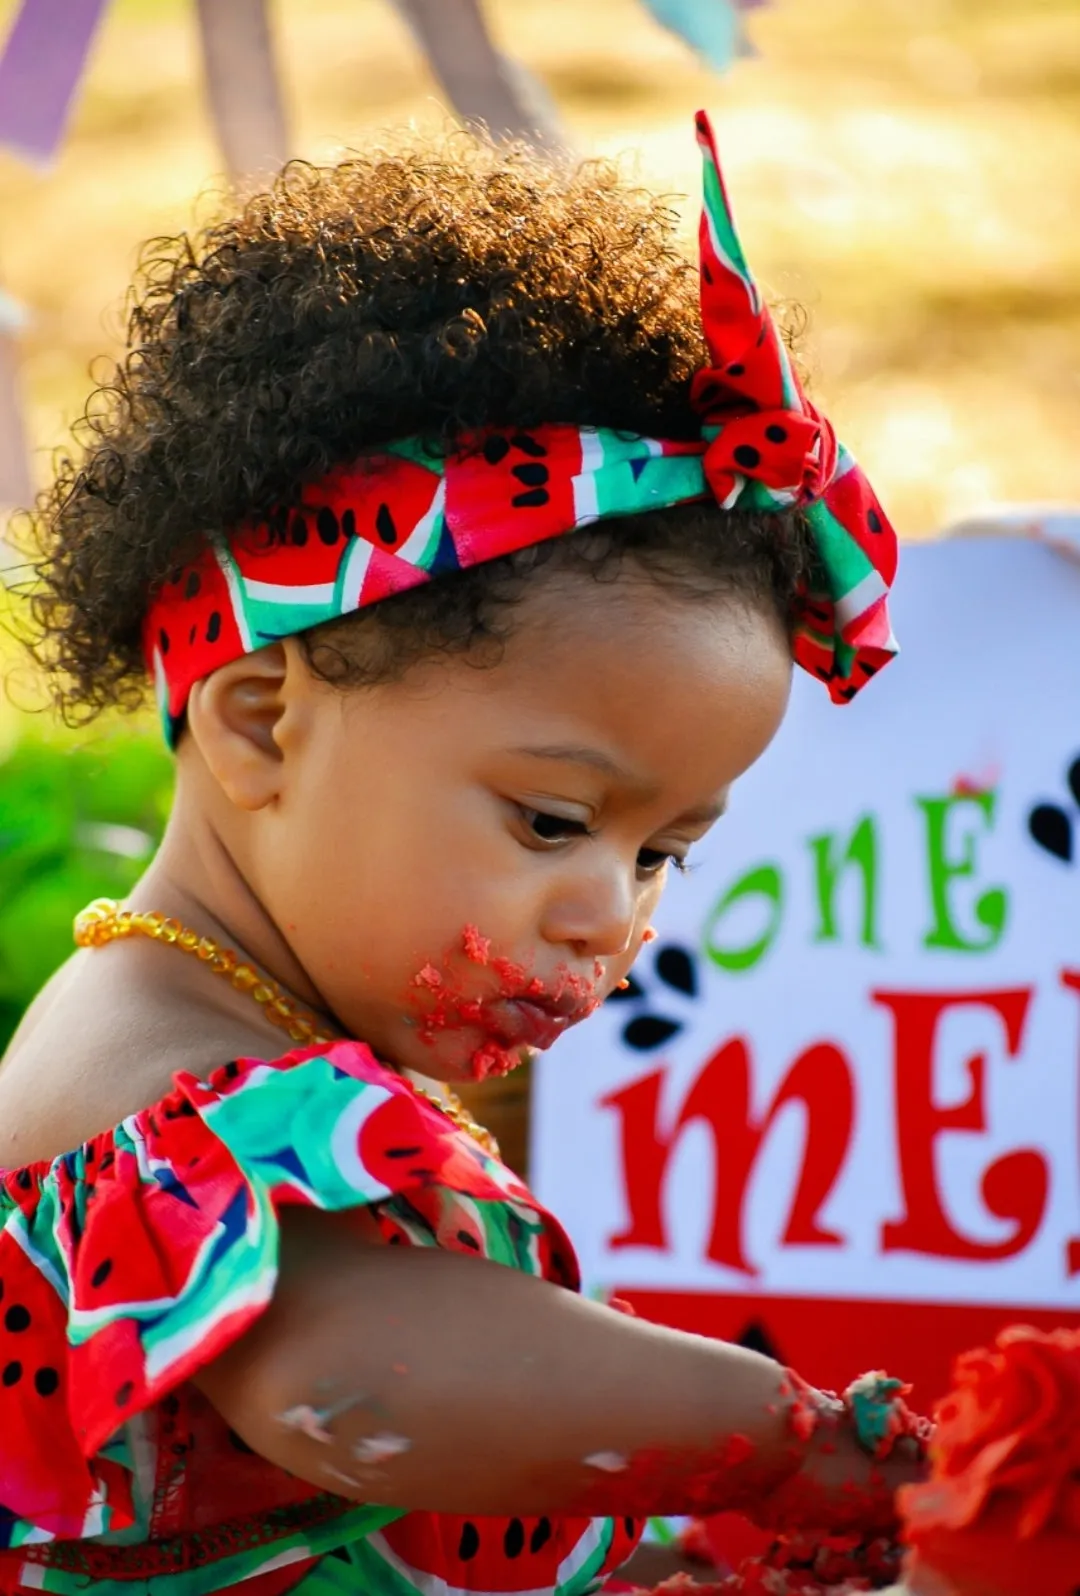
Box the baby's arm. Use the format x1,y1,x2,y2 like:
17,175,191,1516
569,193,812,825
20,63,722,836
196,1209,916,1525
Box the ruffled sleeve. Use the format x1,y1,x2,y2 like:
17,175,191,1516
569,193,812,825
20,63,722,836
0,1041,571,1542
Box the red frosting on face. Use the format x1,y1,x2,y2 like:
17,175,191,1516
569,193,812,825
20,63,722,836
406,926,601,1080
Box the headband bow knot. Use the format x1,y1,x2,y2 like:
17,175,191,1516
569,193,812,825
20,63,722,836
145,111,898,746
701,405,832,510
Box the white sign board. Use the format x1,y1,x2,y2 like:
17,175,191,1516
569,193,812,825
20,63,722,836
532,538,1080,1399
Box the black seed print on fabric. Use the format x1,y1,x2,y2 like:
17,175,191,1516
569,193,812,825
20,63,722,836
185,571,201,599
375,504,397,545
733,445,760,470
341,509,356,538
530,1519,553,1554
765,425,787,444
115,1380,134,1408
458,1522,480,1560
206,612,222,644
317,508,340,545
483,436,511,465
384,1146,423,1159
456,1230,480,1250
511,489,549,509
1,1362,20,1387
158,629,170,656
867,508,882,533
510,433,548,458
624,1517,637,1539
504,1520,525,1559
290,515,309,547
189,625,197,646
4,1306,29,1333
727,362,745,376
512,463,549,488
702,262,713,285
34,1368,59,1397
91,1260,113,1289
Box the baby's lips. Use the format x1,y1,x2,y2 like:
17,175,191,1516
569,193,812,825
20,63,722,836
480,997,571,1051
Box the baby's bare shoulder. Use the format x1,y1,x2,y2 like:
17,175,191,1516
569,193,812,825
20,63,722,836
0,944,276,1166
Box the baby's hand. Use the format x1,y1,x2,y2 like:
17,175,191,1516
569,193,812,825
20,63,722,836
759,1421,925,1538
753,1373,930,1539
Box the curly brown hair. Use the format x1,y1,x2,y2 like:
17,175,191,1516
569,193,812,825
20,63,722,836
18,130,812,726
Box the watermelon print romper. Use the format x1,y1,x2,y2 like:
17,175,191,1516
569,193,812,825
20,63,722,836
0,1041,643,1595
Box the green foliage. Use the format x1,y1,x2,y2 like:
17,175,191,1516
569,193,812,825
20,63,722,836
0,729,173,1055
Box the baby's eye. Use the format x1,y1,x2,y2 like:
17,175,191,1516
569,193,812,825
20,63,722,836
521,807,593,844
637,847,690,877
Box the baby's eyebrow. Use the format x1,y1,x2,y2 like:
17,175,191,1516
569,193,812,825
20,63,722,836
676,795,729,826
508,744,727,825
509,743,636,783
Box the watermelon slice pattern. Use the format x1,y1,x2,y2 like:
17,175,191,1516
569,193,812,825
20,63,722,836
0,1042,639,1595
144,110,898,749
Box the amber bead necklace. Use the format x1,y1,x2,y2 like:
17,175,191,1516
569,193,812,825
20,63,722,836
74,898,499,1157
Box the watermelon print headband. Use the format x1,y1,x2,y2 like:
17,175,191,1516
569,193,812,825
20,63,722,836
144,111,898,747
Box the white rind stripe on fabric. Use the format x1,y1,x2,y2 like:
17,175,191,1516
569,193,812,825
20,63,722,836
249,1547,314,1577
339,535,374,609
703,209,759,317
152,644,169,718
213,543,254,652
243,579,337,604
68,1201,271,1331
328,1084,397,1203
145,1265,277,1383
8,1211,67,1298
834,568,888,628
396,476,447,566
572,428,605,524
720,473,745,510
557,1518,607,1588
19,1524,58,1546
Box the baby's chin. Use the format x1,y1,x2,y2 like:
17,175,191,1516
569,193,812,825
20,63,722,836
400,1029,537,1086
430,1046,536,1085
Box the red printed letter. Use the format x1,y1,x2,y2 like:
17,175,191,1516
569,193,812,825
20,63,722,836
601,1038,855,1277
1058,969,1080,1276
875,987,1047,1260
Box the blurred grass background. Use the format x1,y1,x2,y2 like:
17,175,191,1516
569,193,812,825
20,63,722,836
0,0,1075,1091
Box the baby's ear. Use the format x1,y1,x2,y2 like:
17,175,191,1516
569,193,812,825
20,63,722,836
184,643,290,810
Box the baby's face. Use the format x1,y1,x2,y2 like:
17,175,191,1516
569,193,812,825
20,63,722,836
251,572,792,1083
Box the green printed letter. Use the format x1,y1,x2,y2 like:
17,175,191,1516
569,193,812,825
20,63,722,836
703,863,783,974
808,814,881,949
918,791,1008,953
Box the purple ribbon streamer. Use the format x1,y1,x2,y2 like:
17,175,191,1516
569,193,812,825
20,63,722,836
0,0,110,166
